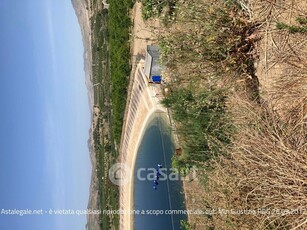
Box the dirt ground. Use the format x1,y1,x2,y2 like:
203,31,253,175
130,2,160,57
250,0,307,112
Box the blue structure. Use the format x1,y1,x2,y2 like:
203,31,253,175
152,76,161,83
144,45,164,84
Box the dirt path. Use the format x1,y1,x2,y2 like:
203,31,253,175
130,2,160,57
120,2,160,147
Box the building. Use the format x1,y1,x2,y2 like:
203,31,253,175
144,45,162,84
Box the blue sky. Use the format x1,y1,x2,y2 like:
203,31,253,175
0,0,91,229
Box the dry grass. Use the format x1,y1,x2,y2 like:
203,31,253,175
163,0,307,229
185,92,306,229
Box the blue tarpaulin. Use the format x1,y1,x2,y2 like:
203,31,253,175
152,76,161,83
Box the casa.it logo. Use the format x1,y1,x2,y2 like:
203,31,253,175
108,163,131,186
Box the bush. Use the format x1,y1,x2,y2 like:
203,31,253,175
162,87,234,167
141,0,177,20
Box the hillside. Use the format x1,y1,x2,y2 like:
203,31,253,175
71,1,101,229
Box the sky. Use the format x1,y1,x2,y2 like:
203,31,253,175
0,0,91,229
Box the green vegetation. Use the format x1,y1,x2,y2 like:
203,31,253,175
109,0,134,143
180,219,192,230
141,0,177,20
276,17,307,33
296,16,307,25
162,88,233,169
90,0,134,228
